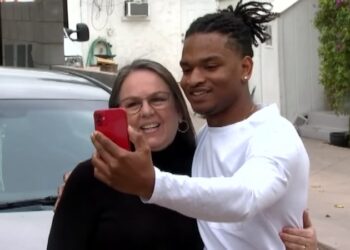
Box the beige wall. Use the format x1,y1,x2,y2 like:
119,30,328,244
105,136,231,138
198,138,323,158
68,0,217,81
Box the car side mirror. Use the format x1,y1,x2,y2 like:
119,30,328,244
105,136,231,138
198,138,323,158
64,23,90,42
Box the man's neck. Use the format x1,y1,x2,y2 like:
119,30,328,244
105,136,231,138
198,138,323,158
206,98,256,127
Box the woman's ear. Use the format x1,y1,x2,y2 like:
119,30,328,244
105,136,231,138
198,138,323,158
178,113,184,123
175,104,184,122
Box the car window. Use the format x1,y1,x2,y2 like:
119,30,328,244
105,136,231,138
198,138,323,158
0,99,107,205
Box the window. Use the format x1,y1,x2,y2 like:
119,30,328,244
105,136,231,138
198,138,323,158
265,25,272,46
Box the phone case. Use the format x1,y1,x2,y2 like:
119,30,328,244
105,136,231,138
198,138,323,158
93,108,131,151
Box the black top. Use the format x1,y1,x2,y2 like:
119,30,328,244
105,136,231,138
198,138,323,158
47,133,203,250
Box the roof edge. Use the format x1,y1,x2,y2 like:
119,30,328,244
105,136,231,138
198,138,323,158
272,0,300,14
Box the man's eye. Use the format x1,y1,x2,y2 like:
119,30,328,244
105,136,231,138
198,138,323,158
205,64,218,69
181,68,191,73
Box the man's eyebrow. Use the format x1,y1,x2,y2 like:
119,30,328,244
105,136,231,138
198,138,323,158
201,56,221,63
180,55,222,67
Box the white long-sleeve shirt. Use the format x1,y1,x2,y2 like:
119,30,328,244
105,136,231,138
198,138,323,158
147,104,309,249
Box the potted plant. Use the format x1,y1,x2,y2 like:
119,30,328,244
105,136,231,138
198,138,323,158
314,0,350,147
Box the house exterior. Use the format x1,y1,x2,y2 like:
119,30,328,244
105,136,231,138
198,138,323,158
68,0,324,122
0,0,325,124
67,0,218,81
261,0,325,122
220,0,325,122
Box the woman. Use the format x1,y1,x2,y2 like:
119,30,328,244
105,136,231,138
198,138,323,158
48,59,204,250
280,210,318,250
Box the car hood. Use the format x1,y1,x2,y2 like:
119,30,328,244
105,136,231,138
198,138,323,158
0,210,53,250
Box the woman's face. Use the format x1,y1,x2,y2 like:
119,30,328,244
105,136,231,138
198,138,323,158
118,70,182,151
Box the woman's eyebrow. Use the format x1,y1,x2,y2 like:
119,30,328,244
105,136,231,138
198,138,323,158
120,91,169,101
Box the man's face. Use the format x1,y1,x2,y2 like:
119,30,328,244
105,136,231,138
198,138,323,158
180,32,250,125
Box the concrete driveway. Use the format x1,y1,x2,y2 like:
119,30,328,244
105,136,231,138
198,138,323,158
304,138,350,250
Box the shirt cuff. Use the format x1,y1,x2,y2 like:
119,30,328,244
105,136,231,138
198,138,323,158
141,167,163,204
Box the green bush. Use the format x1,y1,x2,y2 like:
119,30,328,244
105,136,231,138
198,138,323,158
314,0,350,114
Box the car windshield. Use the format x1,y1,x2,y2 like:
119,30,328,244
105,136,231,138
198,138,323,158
0,99,107,207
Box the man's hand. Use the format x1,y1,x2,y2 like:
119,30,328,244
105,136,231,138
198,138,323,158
91,126,155,199
280,210,318,250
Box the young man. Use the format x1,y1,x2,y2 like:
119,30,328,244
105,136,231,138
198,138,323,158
91,1,312,249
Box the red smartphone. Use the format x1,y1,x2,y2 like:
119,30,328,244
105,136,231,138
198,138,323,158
93,108,131,151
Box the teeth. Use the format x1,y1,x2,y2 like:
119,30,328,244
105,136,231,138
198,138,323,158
141,123,159,129
192,90,207,96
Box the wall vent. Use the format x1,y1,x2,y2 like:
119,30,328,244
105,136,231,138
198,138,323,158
124,1,149,17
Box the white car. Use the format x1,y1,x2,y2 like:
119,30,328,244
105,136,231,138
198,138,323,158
0,67,110,250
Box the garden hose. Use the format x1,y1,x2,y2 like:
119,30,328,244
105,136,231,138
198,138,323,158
86,37,113,66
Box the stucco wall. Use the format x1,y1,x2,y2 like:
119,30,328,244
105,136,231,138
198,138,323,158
217,0,239,9
69,0,184,80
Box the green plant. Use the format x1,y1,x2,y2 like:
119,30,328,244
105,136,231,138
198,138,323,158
314,0,350,113
315,0,350,145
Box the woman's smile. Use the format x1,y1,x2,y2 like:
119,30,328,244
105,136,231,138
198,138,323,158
140,122,161,134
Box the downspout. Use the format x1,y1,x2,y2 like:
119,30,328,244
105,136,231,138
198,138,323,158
63,0,68,28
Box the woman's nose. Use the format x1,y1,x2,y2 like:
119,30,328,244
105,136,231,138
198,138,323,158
139,100,155,116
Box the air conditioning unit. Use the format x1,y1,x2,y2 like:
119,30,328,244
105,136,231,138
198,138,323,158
124,1,149,17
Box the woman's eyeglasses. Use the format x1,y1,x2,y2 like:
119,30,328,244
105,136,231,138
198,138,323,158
119,92,172,114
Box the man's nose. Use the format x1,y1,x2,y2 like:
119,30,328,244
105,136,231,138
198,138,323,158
187,68,205,86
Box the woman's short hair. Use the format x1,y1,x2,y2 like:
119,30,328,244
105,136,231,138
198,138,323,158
109,59,196,148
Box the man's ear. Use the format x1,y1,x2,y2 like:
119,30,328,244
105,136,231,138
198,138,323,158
241,56,253,82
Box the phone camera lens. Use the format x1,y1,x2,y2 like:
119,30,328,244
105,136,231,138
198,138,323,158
95,113,104,125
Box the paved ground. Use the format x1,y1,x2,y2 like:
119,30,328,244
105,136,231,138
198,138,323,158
191,116,350,250
305,138,350,250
